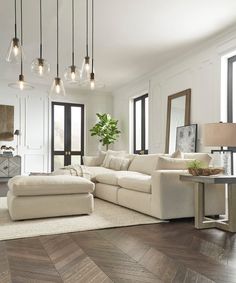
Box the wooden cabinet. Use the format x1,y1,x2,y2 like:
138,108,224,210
0,156,21,178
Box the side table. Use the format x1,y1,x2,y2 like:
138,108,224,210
180,175,236,233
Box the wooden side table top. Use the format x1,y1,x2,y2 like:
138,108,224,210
180,174,236,184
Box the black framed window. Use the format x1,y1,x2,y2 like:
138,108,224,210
133,93,148,154
227,55,236,173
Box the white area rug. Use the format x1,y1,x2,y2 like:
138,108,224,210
0,197,163,241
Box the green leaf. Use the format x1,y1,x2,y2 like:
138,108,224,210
89,113,121,147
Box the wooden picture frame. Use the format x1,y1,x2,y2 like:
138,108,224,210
0,105,14,141
165,89,191,153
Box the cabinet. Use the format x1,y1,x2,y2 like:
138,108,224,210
0,156,21,177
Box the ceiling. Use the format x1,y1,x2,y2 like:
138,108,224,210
1,0,236,92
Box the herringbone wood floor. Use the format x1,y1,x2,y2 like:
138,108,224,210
1,220,236,283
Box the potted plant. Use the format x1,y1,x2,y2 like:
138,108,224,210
90,113,121,151
187,160,223,176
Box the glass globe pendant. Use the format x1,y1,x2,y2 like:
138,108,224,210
9,0,34,91
80,0,90,81
64,65,80,82
31,58,50,76
31,0,50,77
90,0,95,90
6,38,22,63
64,0,80,83
6,0,22,63
9,74,34,91
50,77,65,96
49,0,66,97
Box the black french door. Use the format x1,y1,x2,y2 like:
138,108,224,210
133,94,149,154
51,102,84,171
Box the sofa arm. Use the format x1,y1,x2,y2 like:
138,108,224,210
150,170,225,219
83,156,102,167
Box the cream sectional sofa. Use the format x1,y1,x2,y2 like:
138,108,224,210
83,151,225,220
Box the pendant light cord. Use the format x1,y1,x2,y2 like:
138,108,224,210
72,0,75,66
56,0,59,77
40,0,42,58
86,0,88,57
14,0,17,37
91,0,94,72
20,0,23,75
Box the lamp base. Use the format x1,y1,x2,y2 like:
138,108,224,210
211,149,233,175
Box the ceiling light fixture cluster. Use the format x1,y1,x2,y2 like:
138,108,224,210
6,0,101,94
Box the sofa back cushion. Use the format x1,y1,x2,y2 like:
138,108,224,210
157,156,194,170
183,153,212,167
102,150,126,168
128,154,163,175
108,156,131,171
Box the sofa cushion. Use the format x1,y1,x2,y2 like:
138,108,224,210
183,153,212,167
118,174,151,194
102,150,126,168
156,157,194,170
85,166,115,182
128,154,164,175
96,171,145,186
8,175,94,196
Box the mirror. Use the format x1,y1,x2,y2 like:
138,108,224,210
165,89,191,153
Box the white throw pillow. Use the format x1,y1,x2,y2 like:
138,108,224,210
128,154,164,175
171,150,184,159
102,150,126,168
109,156,131,171
156,156,194,170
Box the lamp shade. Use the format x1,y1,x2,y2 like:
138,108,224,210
203,123,236,147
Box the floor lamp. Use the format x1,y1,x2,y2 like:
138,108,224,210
14,130,20,156
203,123,236,175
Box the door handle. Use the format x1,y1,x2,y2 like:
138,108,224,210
65,152,68,155
68,152,71,155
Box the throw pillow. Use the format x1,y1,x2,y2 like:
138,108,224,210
171,150,184,159
102,150,126,168
109,156,131,171
156,156,194,170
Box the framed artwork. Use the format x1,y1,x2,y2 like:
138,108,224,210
176,124,197,152
0,105,14,141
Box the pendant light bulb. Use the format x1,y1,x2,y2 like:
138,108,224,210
6,0,22,64
6,38,22,64
31,58,50,76
50,77,66,96
64,65,80,83
90,72,95,90
8,74,34,91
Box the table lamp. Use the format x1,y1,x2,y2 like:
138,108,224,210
203,122,236,175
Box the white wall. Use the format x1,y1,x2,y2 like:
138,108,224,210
113,26,236,154
0,81,112,174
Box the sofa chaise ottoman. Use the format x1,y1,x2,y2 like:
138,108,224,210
7,175,94,220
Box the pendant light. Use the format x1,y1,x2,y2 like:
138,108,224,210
8,0,34,90
80,0,90,80
6,0,22,63
50,0,66,96
31,0,50,76
90,0,95,89
64,0,80,82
